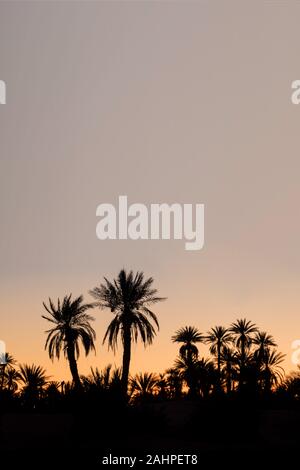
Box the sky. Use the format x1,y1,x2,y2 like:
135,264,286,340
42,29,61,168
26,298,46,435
1,0,300,381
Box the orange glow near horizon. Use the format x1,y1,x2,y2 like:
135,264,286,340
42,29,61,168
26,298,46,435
2,273,299,383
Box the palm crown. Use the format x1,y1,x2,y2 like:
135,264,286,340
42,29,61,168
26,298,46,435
42,294,96,360
253,331,277,363
205,326,232,385
229,318,258,359
90,270,164,350
172,326,203,361
205,326,232,356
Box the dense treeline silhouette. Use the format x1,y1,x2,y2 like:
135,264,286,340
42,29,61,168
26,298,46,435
1,269,296,404
1,269,300,465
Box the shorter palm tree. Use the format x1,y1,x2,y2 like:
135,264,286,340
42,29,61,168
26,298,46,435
253,331,277,364
229,319,258,366
130,372,158,400
220,347,237,393
174,356,198,397
197,358,218,398
260,349,285,393
46,381,61,393
18,364,49,405
45,381,62,403
91,365,113,390
172,326,203,363
156,373,168,399
165,368,183,399
82,365,122,393
174,356,216,398
42,294,96,389
205,326,232,383
230,318,258,391
4,368,20,393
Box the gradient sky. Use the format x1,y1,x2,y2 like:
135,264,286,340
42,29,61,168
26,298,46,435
1,1,300,381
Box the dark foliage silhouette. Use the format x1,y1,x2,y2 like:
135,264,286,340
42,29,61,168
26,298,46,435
205,326,232,390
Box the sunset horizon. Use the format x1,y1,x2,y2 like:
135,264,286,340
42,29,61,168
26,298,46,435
2,265,298,382
1,1,300,466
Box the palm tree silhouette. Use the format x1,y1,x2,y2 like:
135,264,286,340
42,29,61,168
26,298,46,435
165,368,183,399
46,381,61,394
18,364,49,406
172,326,203,363
229,319,258,391
130,372,158,400
173,355,197,394
42,294,96,389
156,373,168,399
82,365,122,393
90,269,165,395
220,346,237,393
230,319,258,367
253,331,277,364
260,349,285,394
174,355,216,397
196,357,217,398
5,368,20,393
205,326,232,387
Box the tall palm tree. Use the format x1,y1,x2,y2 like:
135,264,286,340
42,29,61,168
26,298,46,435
172,326,203,363
42,294,96,389
90,269,165,395
205,326,232,380
253,331,277,364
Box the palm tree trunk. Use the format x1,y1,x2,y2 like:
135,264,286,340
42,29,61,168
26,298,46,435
122,323,131,396
67,343,81,389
